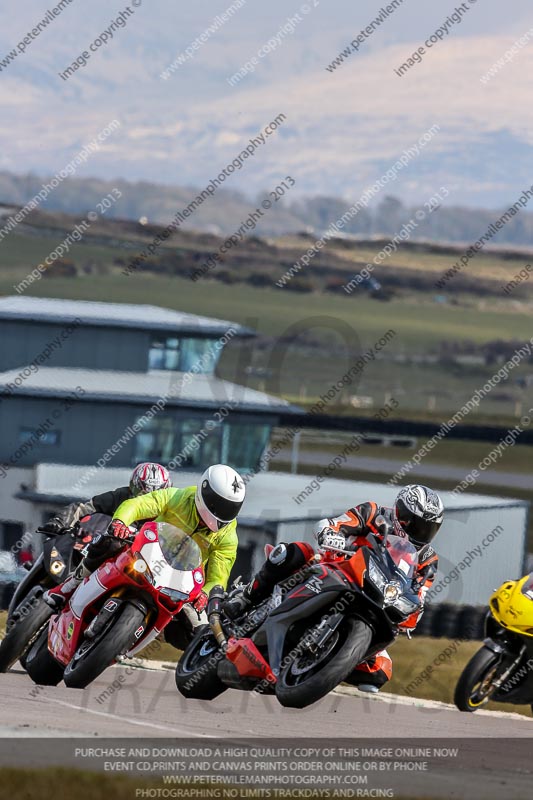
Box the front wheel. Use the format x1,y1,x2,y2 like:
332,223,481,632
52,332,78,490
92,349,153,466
63,602,145,689
276,617,373,709
0,591,53,673
25,627,64,686
454,646,502,712
175,627,227,700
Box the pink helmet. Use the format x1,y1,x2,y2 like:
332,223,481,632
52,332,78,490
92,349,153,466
130,462,172,496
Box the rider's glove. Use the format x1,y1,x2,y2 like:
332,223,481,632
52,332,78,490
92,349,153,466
40,517,65,535
374,514,393,537
108,519,134,541
316,527,346,551
191,591,208,615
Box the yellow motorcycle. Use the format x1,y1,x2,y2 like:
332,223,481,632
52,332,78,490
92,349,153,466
455,574,533,712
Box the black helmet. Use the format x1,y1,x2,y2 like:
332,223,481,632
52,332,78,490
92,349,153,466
394,485,444,549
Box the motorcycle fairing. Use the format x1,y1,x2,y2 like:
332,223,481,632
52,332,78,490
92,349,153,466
139,540,197,594
268,565,347,613
70,570,109,619
483,596,533,706
489,576,533,637
43,535,73,579
335,546,421,626
8,516,107,617
48,606,81,665
7,555,46,617
226,636,277,685
125,625,163,658
260,548,413,673
263,586,351,676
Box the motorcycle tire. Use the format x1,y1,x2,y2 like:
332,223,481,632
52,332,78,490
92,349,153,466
175,627,227,700
276,617,373,709
25,627,64,686
63,602,145,689
454,645,502,712
0,590,53,673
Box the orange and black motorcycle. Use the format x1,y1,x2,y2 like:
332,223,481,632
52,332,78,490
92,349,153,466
176,532,421,708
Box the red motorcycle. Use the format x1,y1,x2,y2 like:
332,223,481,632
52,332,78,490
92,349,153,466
25,521,204,689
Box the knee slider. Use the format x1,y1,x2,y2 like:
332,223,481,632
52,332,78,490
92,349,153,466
268,543,288,565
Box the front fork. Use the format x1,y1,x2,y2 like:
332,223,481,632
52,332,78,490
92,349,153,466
483,637,526,694
306,612,345,651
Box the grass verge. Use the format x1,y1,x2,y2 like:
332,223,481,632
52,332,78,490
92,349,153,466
384,634,532,718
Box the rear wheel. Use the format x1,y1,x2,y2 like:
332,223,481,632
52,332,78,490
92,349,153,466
0,590,53,672
276,617,373,709
175,627,227,700
454,646,502,712
25,627,64,686
63,603,145,689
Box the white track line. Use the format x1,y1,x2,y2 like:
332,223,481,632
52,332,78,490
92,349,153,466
335,684,533,722
138,661,533,722
42,696,214,738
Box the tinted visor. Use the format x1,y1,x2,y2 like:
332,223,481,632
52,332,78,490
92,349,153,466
396,501,441,547
202,483,243,522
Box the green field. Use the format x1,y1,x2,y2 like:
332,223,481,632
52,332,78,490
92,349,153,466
385,634,532,717
3,222,533,422
4,270,531,348
4,270,533,419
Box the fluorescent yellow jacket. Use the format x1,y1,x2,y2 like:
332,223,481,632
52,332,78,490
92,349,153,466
113,486,238,594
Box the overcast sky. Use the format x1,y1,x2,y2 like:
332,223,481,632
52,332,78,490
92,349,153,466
1,0,533,209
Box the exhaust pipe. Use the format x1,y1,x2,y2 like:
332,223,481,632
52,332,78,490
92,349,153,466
207,585,228,651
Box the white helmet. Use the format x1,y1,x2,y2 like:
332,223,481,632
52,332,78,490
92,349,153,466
195,464,246,532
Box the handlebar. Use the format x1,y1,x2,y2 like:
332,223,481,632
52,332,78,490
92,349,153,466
103,525,137,545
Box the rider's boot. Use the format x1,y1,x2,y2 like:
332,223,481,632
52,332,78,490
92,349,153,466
44,562,91,609
223,580,256,620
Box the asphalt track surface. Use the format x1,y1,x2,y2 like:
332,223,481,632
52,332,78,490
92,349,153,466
1,662,533,799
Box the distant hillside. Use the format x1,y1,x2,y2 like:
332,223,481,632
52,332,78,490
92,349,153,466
2,204,533,304
3,171,533,248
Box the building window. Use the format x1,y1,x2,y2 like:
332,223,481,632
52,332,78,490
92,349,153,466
19,428,60,446
133,415,272,475
134,417,176,464
133,415,223,469
175,419,222,469
148,336,220,373
148,337,180,371
222,423,271,473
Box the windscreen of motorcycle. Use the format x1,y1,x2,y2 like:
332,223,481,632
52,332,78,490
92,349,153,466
520,573,533,599
385,535,418,580
140,522,203,592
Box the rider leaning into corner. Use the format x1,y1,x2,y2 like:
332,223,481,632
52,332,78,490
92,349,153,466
42,461,172,535
224,484,444,693
45,463,246,648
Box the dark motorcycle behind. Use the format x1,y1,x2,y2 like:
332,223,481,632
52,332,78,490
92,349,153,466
0,513,110,672
176,532,421,708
